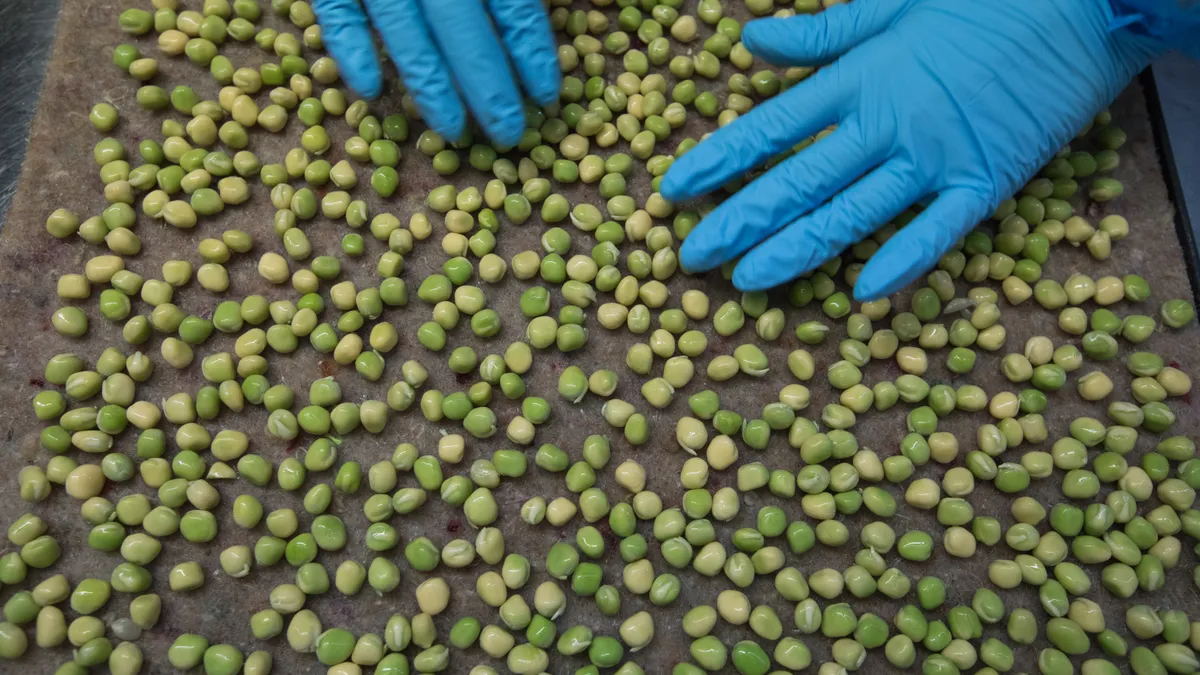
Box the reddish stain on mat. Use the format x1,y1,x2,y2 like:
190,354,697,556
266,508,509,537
598,521,617,546
446,518,461,533
455,372,470,386
286,438,301,454
29,377,43,387
318,359,335,377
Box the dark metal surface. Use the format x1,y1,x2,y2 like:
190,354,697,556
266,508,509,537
0,0,61,231
1146,53,1200,300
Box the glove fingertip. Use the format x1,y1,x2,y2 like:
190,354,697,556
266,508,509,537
431,111,468,144
854,255,913,301
678,237,711,274
528,74,562,107
659,172,691,201
730,264,768,293
324,42,384,99
740,19,777,51
851,273,891,302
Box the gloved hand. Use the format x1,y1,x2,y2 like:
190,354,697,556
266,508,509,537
660,0,1165,301
313,0,560,147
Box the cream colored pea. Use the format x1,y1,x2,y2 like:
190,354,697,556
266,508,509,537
712,487,739,521
942,467,974,496
1024,336,1054,365
681,290,710,320
235,328,266,357
479,625,515,658
437,434,465,463
706,436,738,471
780,384,811,410
1077,371,1113,401
614,460,646,493
707,355,740,381
624,559,654,594
1149,536,1180,567
1158,367,1192,396
602,399,635,428
682,606,718,638
1064,216,1095,243
442,232,469,257
257,252,290,283
693,542,727,577
988,560,1023,588
499,593,532,624
858,297,890,320
988,391,1020,418
333,334,363,365
788,350,815,380
1067,598,1105,633
905,478,941,509
1064,273,1096,305
632,491,662,520
125,401,161,429
717,590,750,625
676,417,708,454
1118,466,1153,501
415,577,450,615
1002,276,1032,304
619,611,655,651
976,324,1007,350
597,303,628,329
1094,276,1124,305
85,255,125,283
929,432,960,463
546,498,577,526
896,347,928,375
187,480,220,509
852,450,883,482
507,417,535,446
408,213,432,239
65,464,105,499
680,457,709,489
943,526,977,558
477,572,507,607
330,281,358,309
624,211,652,241
291,269,319,294
614,276,639,305
663,356,695,389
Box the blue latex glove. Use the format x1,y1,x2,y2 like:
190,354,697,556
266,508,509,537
313,0,560,147
660,0,1168,301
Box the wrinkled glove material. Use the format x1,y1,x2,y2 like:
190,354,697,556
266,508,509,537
1110,0,1200,57
313,0,559,147
661,0,1169,300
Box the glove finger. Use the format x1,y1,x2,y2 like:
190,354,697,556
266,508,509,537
854,188,992,301
660,66,846,202
732,159,925,291
313,0,384,98
742,0,909,66
421,0,526,147
363,0,466,141
679,122,881,274
488,0,561,106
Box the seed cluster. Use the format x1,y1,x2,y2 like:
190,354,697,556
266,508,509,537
8,0,1200,674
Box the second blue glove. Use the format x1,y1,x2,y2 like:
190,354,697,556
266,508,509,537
314,0,560,147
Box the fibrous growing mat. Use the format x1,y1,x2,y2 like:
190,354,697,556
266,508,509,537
1,1,1199,674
